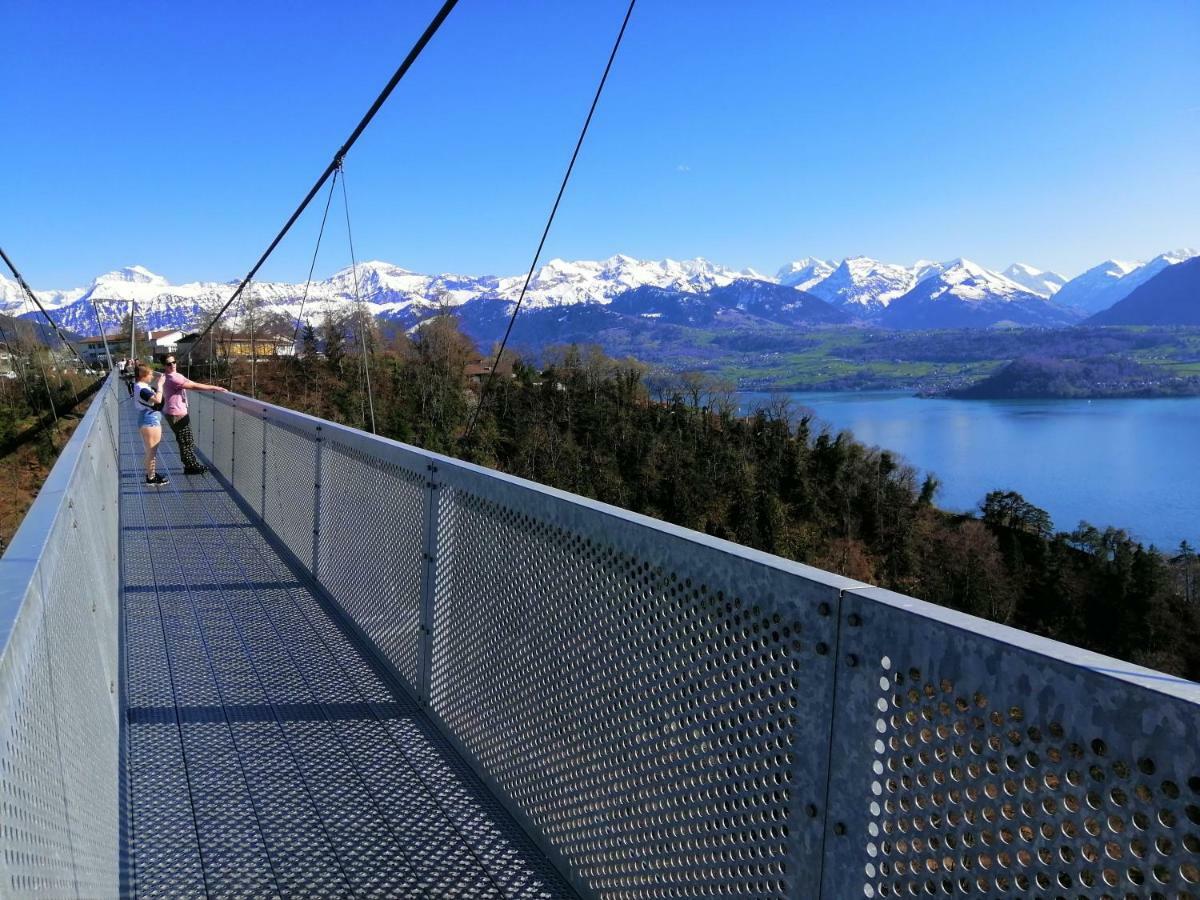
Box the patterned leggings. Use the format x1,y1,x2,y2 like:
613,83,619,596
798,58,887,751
166,413,202,470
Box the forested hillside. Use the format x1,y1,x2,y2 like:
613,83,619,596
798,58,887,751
211,314,1200,679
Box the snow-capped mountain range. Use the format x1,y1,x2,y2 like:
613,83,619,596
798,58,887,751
884,259,1076,330
3,248,1196,337
1051,249,1197,315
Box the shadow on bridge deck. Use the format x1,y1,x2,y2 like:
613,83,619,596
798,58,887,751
118,399,571,898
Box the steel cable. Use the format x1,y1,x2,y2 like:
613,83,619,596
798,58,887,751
290,170,339,347
338,165,377,434
185,0,460,360
462,0,638,442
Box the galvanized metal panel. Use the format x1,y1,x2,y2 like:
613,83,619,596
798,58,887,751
314,436,428,696
190,391,213,463
823,584,1200,899
0,377,121,897
37,465,120,891
263,416,319,571
429,461,843,899
212,395,234,479
231,400,265,518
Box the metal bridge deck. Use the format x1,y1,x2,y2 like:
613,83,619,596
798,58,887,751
118,399,570,898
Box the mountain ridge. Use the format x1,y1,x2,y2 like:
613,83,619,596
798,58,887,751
7,247,1196,335
1087,256,1200,326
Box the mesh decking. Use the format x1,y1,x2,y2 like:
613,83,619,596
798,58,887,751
119,395,569,898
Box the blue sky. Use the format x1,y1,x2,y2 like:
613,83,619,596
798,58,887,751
3,0,1198,287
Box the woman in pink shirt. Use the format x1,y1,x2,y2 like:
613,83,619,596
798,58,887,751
160,355,227,475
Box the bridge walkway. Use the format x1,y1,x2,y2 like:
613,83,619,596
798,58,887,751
118,397,570,898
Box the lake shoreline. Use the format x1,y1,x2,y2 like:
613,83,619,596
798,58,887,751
737,390,1199,550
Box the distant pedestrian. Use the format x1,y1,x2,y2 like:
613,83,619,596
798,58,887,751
160,355,227,475
123,357,137,395
134,364,169,486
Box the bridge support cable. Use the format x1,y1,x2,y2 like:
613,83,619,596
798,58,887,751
88,298,114,370
1,245,84,431
0,317,50,434
244,281,259,398
463,0,638,443
184,0,460,361
0,245,90,370
338,164,377,434
27,302,80,406
290,170,340,348
3,267,65,430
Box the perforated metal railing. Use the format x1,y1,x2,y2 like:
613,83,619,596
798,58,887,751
189,388,1200,900
0,375,121,897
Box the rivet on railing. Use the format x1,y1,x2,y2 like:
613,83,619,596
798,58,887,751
845,654,859,668
834,822,847,836
848,613,863,627
805,804,818,818
818,602,831,617
816,642,829,656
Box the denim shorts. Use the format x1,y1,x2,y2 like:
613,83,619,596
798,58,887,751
139,409,162,429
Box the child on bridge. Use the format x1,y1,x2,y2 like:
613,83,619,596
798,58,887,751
134,364,168,486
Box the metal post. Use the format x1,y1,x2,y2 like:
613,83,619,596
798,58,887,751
38,354,59,429
417,461,440,705
260,410,268,520
129,300,136,365
229,398,236,488
311,426,323,581
211,391,216,465
90,299,113,372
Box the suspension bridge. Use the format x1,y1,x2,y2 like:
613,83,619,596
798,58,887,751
1,0,1198,895
0,370,1195,898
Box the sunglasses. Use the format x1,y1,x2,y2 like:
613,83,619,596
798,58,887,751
165,360,177,366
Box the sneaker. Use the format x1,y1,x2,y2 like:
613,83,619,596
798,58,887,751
146,474,169,486
183,465,208,475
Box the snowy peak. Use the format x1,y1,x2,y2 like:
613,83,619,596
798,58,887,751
1056,249,1199,314
1002,263,1067,298
92,265,168,287
0,273,85,315
492,255,744,309
1157,247,1199,265
884,259,1077,330
909,260,946,283
920,259,1035,302
776,258,834,291
806,256,918,314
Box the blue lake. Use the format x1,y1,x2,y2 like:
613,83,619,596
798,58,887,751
738,391,1199,550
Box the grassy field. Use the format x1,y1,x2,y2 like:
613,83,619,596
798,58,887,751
691,325,1200,392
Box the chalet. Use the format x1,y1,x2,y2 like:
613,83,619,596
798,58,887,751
464,359,515,384
464,361,493,384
